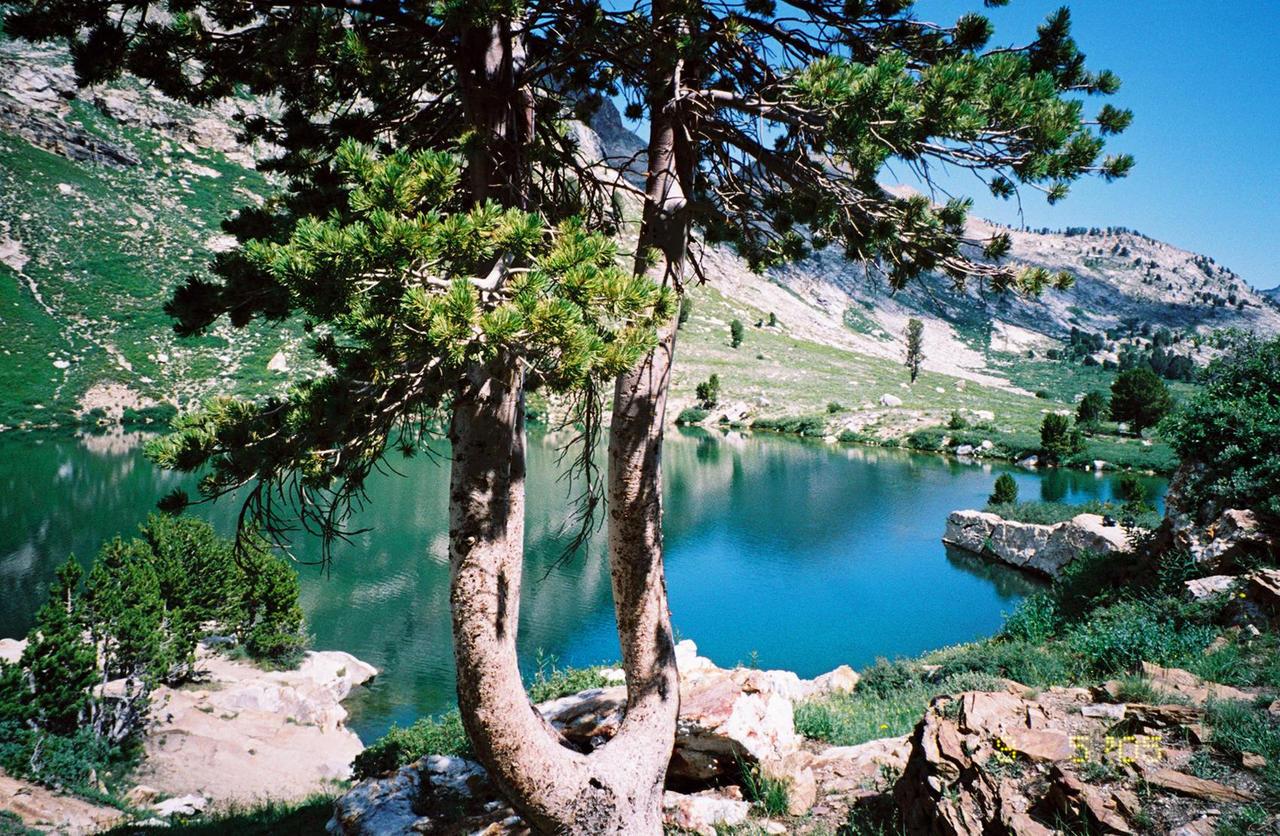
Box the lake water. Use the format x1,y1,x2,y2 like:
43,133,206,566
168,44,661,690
0,427,1166,741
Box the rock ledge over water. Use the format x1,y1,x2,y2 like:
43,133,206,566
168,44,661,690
943,510,1132,578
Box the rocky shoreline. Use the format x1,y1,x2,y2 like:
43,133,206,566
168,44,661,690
943,510,1134,578
0,640,377,833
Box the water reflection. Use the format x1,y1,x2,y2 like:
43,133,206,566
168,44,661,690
1,427,1167,740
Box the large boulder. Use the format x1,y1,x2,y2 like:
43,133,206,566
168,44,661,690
943,511,1133,578
893,682,1264,835
540,641,817,807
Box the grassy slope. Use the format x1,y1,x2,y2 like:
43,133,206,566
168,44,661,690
672,283,1181,472
0,90,306,427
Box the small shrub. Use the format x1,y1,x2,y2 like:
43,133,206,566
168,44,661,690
729,318,744,347
1064,597,1215,674
947,411,968,430
751,415,826,437
677,296,693,328
988,473,1018,505
1001,594,1060,644
1034,390,1049,399
526,653,610,703
827,401,844,414
694,374,720,408
351,710,472,779
675,407,708,425
906,428,944,451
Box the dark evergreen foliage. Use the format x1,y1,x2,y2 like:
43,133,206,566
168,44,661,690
989,473,1018,505
1162,335,1280,526
1109,366,1172,433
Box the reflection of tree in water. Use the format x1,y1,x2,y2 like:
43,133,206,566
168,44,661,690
943,545,1047,600
0,431,186,640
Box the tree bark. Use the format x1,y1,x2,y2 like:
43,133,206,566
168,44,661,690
445,11,688,834
449,353,675,835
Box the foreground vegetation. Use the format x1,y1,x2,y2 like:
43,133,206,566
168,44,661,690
0,516,306,795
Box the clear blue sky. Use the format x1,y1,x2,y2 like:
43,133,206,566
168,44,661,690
902,1,1280,289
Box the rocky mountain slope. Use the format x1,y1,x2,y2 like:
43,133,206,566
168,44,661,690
2,31,1276,429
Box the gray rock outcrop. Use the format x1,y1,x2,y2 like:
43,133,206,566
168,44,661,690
328,640,861,833
943,510,1133,578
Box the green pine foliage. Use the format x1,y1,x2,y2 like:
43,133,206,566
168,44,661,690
0,516,308,791
17,559,97,737
1075,389,1108,428
988,473,1018,505
729,318,744,348
905,318,925,383
1039,412,1084,463
1109,366,1172,433
148,142,673,551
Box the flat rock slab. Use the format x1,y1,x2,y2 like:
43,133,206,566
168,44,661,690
0,772,123,835
134,647,376,804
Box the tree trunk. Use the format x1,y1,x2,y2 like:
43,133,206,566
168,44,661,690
445,12,687,834
449,353,674,834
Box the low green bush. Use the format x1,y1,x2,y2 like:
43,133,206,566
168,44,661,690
1206,699,1280,794
121,403,179,425
751,414,826,437
351,710,472,779
984,500,1160,529
906,428,945,451
1063,597,1215,674
675,407,708,425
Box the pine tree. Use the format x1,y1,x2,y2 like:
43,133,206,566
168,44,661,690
18,558,97,738
729,318,744,348
905,318,925,383
7,1,1133,829
989,474,1019,506
1110,367,1172,433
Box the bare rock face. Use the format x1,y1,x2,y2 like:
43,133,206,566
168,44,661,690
0,773,124,835
135,646,376,804
943,511,1133,578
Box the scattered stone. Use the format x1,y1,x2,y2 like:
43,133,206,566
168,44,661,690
1038,765,1134,835
124,785,162,807
1139,662,1253,705
153,794,207,818
878,393,903,407
1247,567,1280,613
1016,454,1039,468
327,754,504,835
955,444,975,456
1137,766,1256,803
1184,574,1236,601
812,665,860,695
1080,702,1126,721
1169,816,1217,836
662,788,750,835
1242,751,1267,770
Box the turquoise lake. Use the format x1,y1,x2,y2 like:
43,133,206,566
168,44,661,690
0,427,1166,741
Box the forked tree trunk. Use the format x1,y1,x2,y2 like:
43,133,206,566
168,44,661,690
449,353,676,834
445,11,686,833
